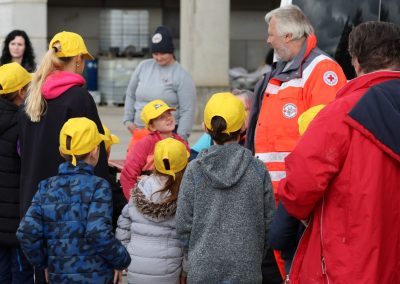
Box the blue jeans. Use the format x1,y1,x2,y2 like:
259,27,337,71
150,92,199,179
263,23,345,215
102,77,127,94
0,247,34,284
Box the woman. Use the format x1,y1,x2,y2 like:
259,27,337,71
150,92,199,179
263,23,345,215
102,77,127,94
123,25,196,146
0,30,36,72
19,30,110,235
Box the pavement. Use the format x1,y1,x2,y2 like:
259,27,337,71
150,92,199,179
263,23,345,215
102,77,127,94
98,105,202,160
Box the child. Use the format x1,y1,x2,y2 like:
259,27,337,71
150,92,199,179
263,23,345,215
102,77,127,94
17,117,131,284
120,99,188,200
0,63,34,283
176,92,276,283
189,88,255,160
116,137,189,284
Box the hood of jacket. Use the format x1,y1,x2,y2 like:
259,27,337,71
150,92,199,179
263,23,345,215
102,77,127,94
0,98,18,136
42,71,86,100
196,143,253,189
132,175,177,221
345,77,400,162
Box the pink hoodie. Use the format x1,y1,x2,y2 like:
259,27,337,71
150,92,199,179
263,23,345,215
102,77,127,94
41,71,86,100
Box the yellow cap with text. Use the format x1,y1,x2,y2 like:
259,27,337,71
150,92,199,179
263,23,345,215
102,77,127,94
140,99,176,128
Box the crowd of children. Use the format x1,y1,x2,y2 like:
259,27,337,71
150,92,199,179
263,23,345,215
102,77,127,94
0,28,277,284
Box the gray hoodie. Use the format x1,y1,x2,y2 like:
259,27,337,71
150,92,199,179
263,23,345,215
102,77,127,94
176,143,275,284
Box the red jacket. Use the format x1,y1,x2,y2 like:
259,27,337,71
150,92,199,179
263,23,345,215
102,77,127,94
120,132,188,200
278,71,400,283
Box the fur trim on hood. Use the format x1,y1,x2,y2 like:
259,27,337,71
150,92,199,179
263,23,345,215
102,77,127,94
132,185,177,220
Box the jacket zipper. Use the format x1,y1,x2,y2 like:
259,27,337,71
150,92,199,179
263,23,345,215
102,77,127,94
284,219,311,284
320,196,330,283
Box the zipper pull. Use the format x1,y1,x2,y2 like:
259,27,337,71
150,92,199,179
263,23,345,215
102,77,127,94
285,274,291,284
321,256,327,275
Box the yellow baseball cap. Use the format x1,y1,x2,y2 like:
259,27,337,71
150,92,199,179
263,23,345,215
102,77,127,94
204,92,246,134
0,63,32,95
140,99,176,128
154,138,189,179
59,117,109,166
49,31,94,60
102,124,120,153
298,104,326,135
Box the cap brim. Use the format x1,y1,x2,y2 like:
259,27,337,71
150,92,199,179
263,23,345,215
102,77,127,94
83,52,95,60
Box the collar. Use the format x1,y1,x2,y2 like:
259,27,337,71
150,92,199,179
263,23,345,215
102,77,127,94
275,34,317,80
58,161,94,176
337,70,400,99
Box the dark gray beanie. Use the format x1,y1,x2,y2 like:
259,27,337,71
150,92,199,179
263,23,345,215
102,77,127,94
151,26,174,54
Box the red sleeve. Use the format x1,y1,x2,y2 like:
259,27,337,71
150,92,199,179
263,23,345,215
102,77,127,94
303,59,347,108
277,102,350,220
120,135,154,200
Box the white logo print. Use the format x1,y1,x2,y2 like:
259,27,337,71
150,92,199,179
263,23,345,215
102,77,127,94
323,71,338,86
282,103,298,119
152,33,162,44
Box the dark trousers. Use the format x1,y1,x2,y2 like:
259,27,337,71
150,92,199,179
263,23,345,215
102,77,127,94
0,247,34,284
262,247,283,284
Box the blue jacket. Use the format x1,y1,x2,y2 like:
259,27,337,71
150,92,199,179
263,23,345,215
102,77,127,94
17,161,131,284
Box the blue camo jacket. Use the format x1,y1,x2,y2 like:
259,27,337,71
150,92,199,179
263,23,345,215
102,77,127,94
17,161,131,284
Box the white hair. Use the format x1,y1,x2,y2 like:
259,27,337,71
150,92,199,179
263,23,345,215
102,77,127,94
265,4,314,40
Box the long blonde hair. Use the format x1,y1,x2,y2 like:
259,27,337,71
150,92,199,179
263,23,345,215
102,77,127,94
25,43,73,122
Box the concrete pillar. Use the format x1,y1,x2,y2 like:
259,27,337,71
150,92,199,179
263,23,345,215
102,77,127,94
0,0,48,64
180,0,230,87
180,0,230,124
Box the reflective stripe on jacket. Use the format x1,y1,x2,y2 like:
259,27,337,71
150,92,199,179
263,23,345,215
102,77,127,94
252,35,347,194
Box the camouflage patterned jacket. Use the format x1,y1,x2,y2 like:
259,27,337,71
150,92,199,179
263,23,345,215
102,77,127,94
17,161,131,284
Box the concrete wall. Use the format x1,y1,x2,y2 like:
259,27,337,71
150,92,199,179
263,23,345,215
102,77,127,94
230,11,269,71
46,6,270,71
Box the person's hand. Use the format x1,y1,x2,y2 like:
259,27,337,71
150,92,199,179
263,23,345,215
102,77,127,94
127,123,137,134
44,267,49,283
113,270,123,284
180,271,187,284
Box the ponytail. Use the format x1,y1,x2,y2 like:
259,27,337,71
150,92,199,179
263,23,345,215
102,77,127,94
207,116,241,145
25,44,70,122
152,169,186,204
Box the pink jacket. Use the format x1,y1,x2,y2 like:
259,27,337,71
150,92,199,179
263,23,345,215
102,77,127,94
120,132,188,200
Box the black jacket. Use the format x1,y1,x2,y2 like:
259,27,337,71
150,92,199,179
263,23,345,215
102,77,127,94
0,98,21,247
19,86,111,217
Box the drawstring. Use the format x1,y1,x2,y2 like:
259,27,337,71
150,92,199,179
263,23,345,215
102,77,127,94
17,249,23,272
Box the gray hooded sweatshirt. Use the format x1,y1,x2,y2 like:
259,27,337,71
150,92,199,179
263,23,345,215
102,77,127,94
176,143,275,284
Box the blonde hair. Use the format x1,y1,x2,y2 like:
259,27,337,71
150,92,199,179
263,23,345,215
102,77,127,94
25,43,73,122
